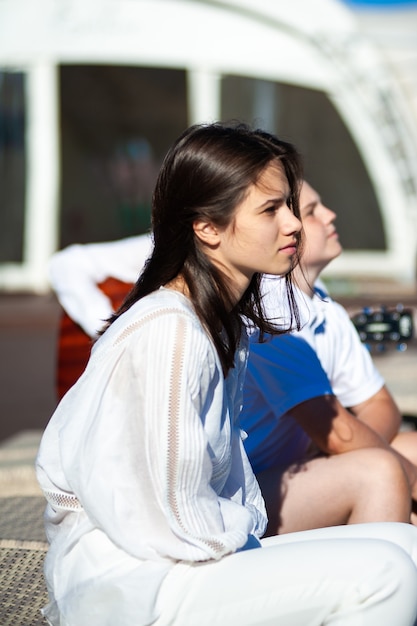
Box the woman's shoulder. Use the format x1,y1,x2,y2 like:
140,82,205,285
133,287,198,321
102,288,205,345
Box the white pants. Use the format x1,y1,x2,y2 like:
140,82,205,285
155,523,417,626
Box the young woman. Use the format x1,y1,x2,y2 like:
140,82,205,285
36,123,417,626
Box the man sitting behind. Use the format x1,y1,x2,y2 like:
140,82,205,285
241,180,417,533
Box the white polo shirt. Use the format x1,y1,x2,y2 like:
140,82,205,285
241,276,384,473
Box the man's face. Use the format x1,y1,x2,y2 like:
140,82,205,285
299,181,343,273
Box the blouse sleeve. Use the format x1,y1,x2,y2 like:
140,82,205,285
61,308,258,563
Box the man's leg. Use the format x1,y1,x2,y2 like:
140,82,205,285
390,430,417,524
257,447,411,535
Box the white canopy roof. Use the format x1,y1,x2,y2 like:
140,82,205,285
0,0,416,290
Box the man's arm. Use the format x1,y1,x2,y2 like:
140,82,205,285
291,394,392,455
48,234,153,337
348,385,402,444
291,394,417,498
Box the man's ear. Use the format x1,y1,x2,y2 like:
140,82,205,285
193,220,220,246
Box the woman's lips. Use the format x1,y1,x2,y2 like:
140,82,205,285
280,243,298,255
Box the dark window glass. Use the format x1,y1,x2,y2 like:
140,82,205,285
222,75,385,251
59,65,188,247
0,71,26,263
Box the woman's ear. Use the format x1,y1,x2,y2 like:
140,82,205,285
193,220,220,247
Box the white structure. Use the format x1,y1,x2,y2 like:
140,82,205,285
0,0,416,292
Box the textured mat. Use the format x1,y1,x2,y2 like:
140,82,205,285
0,541,48,625
0,496,46,542
0,430,43,497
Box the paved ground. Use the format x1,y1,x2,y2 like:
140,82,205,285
0,292,416,444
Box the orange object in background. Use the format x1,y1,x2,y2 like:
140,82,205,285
56,278,133,399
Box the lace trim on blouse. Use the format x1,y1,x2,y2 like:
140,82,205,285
43,488,83,511
166,315,227,556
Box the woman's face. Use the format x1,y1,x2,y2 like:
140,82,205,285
299,181,342,275
211,162,302,298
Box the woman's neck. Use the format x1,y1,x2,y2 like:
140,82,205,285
165,270,245,312
163,275,190,297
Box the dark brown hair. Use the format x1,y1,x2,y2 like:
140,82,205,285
107,122,303,374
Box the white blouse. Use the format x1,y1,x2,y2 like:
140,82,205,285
36,288,266,625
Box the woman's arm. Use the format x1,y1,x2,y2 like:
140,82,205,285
145,317,261,559
62,307,261,562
